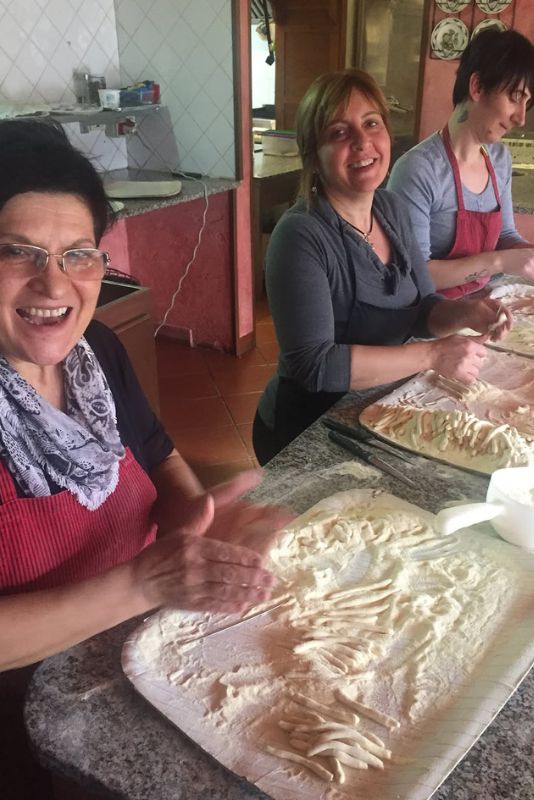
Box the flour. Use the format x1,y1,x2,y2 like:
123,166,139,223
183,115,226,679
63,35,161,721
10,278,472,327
359,350,534,474
132,489,529,797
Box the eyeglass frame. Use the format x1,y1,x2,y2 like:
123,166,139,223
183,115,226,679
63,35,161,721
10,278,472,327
0,243,111,279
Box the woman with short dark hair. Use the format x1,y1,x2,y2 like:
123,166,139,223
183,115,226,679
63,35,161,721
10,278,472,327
388,28,534,298
252,69,512,465
0,120,287,669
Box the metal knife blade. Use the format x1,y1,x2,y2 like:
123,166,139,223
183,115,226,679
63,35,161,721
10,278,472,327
328,430,417,488
323,418,412,463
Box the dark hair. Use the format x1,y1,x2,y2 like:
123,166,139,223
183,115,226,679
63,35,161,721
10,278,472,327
0,119,115,243
296,69,391,207
453,28,534,109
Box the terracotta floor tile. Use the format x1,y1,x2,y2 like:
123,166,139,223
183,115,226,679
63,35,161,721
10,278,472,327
255,298,272,323
257,340,279,364
158,371,218,402
160,396,233,432
223,392,261,425
255,321,278,346
193,459,256,489
237,423,255,458
171,426,249,466
203,347,266,373
213,364,276,398
156,339,211,376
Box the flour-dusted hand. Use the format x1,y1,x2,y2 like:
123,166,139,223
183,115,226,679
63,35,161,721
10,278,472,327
132,526,277,614
429,334,488,384
460,297,513,341
205,500,293,558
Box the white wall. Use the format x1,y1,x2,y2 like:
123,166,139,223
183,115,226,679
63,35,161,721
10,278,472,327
0,0,237,177
115,0,236,177
0,0,127,170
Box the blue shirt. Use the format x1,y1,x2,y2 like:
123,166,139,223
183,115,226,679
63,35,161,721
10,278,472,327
387,132,525,261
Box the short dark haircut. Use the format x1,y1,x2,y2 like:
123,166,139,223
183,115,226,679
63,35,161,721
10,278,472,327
0,119,115,243
453,28,534,109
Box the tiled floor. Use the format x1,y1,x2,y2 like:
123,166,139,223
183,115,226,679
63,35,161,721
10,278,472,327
156,298,277,487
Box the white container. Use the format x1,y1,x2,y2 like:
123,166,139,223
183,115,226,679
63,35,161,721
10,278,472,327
98,89,121,110
435,466,534,550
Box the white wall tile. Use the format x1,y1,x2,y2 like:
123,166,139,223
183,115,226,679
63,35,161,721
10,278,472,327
116,0,236,177
0,0,125,170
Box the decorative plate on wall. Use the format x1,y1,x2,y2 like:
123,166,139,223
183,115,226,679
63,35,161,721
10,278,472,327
475,0,512,13
472,18,508,36
435,0,471,12
431,17,470,60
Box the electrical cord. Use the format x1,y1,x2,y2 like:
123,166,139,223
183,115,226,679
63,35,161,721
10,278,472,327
132,125,210,340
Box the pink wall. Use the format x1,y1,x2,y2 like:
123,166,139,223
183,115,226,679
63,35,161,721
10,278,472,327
101,192,235,351
418,0,534,141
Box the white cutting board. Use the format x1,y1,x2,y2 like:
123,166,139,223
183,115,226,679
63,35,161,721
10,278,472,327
105,179,182,199
122,489,534,800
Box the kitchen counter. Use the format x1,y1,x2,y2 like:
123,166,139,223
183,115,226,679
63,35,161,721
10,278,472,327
24,387,534,800
103,168,238,220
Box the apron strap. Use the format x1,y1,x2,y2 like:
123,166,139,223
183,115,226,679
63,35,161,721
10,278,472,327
442,124,501,210
481,146,501,204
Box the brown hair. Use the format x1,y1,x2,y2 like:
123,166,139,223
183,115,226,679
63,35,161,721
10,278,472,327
296,69,391,208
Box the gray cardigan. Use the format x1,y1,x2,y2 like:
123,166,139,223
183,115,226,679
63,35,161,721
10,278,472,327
258,191,441,429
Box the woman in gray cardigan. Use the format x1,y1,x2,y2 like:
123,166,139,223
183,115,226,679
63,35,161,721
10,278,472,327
253,69,511,465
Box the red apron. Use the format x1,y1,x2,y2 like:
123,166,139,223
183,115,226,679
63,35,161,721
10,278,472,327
439,124,502,299
0,447,157,594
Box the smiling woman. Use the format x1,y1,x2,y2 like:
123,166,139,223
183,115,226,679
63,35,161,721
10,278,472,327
0,121,290,799
388,28,534,298
252,68,516,464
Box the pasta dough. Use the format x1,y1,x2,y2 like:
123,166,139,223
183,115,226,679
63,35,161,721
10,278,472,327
132,488,530,796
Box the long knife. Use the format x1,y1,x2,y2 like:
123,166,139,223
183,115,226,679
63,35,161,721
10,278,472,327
323,418,412,464
328,430,417,488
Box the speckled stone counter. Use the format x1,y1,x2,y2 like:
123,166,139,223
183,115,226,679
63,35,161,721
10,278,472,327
25,388,534,800
103,167,238,220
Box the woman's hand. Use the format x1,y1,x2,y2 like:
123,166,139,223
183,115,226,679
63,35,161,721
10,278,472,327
429,335,488,383
501,247,534,280
459,298,512,341
133,496,291,613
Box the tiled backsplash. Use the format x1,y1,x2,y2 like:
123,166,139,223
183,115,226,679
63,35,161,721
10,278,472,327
0,0,236,178
116,0,236,178
0,0,127,170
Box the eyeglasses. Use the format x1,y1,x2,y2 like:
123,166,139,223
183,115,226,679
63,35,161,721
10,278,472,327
0,244,110,280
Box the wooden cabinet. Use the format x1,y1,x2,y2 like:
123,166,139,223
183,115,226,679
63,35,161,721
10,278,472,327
94,281,160,414
272,0,347,130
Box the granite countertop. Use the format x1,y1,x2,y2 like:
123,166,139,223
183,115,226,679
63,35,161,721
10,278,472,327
104,168,239,221
25,388,534,800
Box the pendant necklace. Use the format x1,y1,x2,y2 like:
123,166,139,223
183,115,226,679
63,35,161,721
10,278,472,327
349,214,374,249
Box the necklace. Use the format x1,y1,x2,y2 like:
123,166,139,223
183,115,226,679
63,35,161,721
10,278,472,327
348,214,374,249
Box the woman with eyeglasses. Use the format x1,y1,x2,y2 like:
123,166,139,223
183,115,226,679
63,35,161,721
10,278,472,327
388,28,534,298
0,119,290,798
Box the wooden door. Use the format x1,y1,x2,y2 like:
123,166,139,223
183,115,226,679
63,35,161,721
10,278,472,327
272,0,347,130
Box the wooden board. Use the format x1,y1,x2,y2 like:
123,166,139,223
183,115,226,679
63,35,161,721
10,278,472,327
122,489,534,800
359,349,534,475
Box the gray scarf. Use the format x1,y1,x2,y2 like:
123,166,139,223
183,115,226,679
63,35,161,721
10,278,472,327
0,337,125,510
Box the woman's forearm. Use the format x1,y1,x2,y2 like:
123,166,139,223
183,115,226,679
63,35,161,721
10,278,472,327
0,562,147,671
149,449,205,536
428,246,534,290
349,341,434,390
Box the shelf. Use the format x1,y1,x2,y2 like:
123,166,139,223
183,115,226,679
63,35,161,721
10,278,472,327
47,104,163,125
